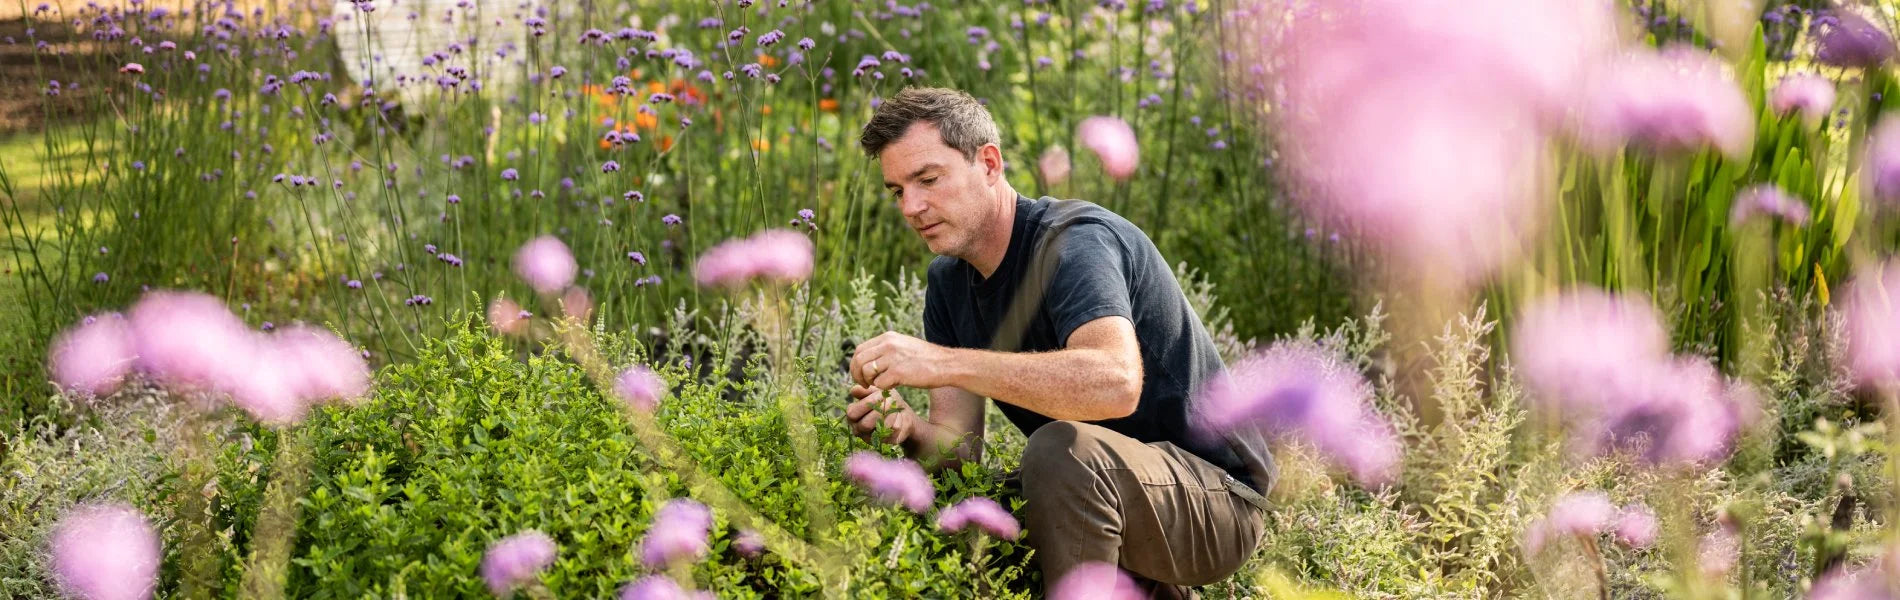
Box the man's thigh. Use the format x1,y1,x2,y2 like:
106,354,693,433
1024,421,1264,586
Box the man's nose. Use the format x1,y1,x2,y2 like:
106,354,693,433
899,193,927,219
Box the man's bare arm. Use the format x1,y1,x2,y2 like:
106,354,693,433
850,315,1142,427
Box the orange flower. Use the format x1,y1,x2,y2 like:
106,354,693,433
633,111,658,130
647,80,666,95
758,53,780,68
761,104,773,116
751,138,771,152
599,138,613,150
819,98,840,112
658,135,675,152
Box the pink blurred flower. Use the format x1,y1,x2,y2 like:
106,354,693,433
513,235,578,294
843,451,935,513
49,502,160,600
481,530,557,596
488,297,530,336
1769,73,1837,126
1545,491,1616,537
614,365,664,411
618,576,713,600
1841,261,1900,388
1729,184,1811,227
1193,340,1400,487
273,325,372,404
1039,145,1071,185
692,229,814,288
1581,356,1759,467
118,62,144,74
127,290,256,393
1257,0,1621,284
1048,561,1144,600
747,229,815,283
1575,46,1755,158
1865,119,1900,207
1698,522,1739,576
1512,288,1669,416
1809,565,1895,600
221,343,308,425
560,286,593,323
1613,504,1659,549
48,313,138,398
733,529,766,559
641,498,712,569
936,496,1020,540
1078,116,1138,180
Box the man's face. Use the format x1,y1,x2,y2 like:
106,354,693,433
879,121,996,259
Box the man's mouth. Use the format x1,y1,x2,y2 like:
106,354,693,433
918,223,941,234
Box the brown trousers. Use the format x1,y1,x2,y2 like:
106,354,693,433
1021,421,1266,597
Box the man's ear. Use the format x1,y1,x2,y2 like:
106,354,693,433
981,144,1005,183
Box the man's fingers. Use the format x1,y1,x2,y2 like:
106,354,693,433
845,395,878,421
853,412,884,436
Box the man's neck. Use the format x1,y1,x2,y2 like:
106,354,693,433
969,184,1020,279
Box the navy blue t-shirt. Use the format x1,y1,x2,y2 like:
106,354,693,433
923,195,1264,492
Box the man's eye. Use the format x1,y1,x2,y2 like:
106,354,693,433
922,178,937,185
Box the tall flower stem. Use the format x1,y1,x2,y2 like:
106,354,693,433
239,424,316,599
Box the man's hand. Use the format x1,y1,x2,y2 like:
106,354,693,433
850,331,955,390
845,384,919,445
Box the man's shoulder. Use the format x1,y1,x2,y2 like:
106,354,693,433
1032,197,1140,241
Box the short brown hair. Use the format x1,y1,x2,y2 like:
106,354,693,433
858,87,1001,160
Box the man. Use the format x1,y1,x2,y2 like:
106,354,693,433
843,87,1276,597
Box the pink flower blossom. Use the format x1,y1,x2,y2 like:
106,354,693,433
1809,565,1896,600
1613,504,1659,549
126,290,256,393
50,502,160,600
733,529,766,559
1729,184,1811,227
118,62,144,74
641,499,713,569
1545,491,1616,537
618,576,713,600
1575,46,1755,159
481,530,558,596
1078,116,1138,180
1865,119,1900,207
488,297,530,336
48,313,138,398
1257,0,1620,284
513,236,578,294
1512,288,1669,416
614,365,664,411
1039,145,1071,185
1048,562,1143,600
1698,522,1740,576
273,325,372,404
560,286,593,323
692,229,814,288
935,496,1020,540
1770,73,1837,126
843,451,935,513
1840,261,1900,388
1193,340,1400,487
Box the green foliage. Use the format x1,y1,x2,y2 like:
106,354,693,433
285,318,1032,598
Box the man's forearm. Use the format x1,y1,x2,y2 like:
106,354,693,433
941,347,1139,421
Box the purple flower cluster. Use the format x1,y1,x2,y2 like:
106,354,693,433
1522,492,1656,556
692,229,814,288
614,365,664,411
935,496,1020,539
843,451,934,513
1512,289,1758,467
480,530,557,596
640,499,713,569
50,502,161,600
1193,340,1399,487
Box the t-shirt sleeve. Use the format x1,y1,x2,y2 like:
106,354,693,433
923,263,957,347
1041,222,1134,347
